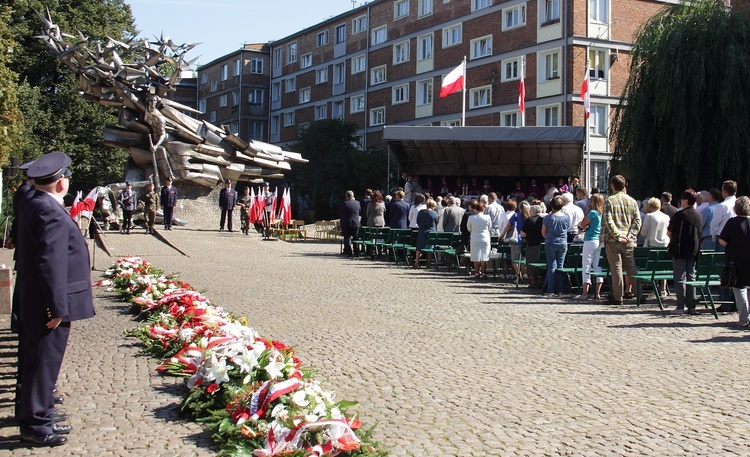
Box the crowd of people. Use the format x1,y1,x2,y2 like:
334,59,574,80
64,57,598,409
339,175,750,330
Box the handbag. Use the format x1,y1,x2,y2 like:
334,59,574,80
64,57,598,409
503,215,520,245
721,261,737,288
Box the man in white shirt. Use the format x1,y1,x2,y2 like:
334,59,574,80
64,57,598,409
485,192,504,235
560,192,584,242
710,180,738,249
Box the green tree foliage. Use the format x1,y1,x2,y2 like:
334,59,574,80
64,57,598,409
0,6,24,169
289,119,388,220
612,0,750,197
5,0,137,188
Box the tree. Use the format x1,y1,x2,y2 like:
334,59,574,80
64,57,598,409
612,0,750,198
0,6,24,170
288,119,388,220
5,0,137,188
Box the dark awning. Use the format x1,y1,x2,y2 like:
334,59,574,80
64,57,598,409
383,125,585,177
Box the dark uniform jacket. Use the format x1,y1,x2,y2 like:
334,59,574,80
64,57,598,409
160,185,178,207
339,199,361,230
139,190,159,211
118,189,136,211
219,187,238,210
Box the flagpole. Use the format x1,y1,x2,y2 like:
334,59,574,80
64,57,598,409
520,56,525,127
461,56,467,127
584,60,591,190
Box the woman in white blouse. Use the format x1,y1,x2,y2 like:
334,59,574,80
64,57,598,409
467,200,492,279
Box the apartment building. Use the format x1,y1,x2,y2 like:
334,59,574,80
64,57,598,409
197,44,270,142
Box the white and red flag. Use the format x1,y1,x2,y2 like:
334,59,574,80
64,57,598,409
439,61,465,98
581,68,590,119
518,71,525,115
280,188,292,225
69,186,100,220
254,187,265,223
269,187,278,223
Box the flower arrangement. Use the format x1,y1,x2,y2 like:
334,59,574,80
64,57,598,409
99,257,386,457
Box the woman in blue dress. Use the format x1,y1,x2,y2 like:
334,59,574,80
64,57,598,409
414,199,439,268
541,195,570,295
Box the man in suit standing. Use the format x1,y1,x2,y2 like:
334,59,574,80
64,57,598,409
117,181,136,234
160,177,178,230
16,151,95,447
218,179,238,232
340,190,361,256
388,190,410,229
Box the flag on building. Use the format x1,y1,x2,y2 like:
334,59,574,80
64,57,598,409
518,71,525,115
581,69,590,120
439,61,465,98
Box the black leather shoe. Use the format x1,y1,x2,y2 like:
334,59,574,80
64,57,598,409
20,433,67,447
51,423,72,435
50,410,68,422
54,395,64,405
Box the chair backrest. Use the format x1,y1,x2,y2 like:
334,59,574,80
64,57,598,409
435,232,456,246
566,243,583,256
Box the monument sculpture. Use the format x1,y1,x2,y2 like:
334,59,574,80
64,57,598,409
36,9,306,189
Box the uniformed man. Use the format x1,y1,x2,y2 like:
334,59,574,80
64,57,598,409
16,151,95,447
262,182,275,238
218,179,238,232
160,177,178,230
139,182,158,234
237,186,253,235
117,181,136,234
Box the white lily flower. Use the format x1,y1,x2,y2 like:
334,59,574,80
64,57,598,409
234,348,260,374
265,359,286,379
292,390,309,406
304,414,318,424
206,354,231,385
270,403,287,419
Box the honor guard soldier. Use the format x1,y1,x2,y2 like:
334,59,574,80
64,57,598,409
117,181,136,234
218,179,238,232
160,177,178,230
139,182,159,234
237,186,253,235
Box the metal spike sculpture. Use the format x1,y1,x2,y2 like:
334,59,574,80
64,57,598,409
37,8,306,188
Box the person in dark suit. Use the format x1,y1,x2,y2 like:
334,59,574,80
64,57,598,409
16,151,96,447
388,190,410,229
218,179,238,232
359,188,372,227
117,181,136,234
340,190,361,256
160,177,178,230
7,160,37,331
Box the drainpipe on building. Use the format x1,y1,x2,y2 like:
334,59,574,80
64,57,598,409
238,49,243,140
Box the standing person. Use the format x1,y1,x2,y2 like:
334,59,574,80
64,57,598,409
499,199,529,281
560,192,584,243
366,190,386,227
138,182,159,235
7,160,36,332
408,193,427,230
237,186,253,235
667,189,703,315
160,177,178,230
16,152,95,447
413,199,439,268
359,189,373,226
485,192,504,236
601,175,642,305
660,192,678,218
339,190,361,257
576,194,605,300
699,188,721,251
711,180,738,311
218,179,238,232
261,182,276,238
388,190,410,229
719,196,750,327
542,195,570,296
467,200,492,279
521,205,546,289
459,199,479,254
640,198,670,248
117,181,136,234
441,196,465,233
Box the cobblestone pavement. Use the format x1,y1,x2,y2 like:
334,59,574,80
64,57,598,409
1,225,750,456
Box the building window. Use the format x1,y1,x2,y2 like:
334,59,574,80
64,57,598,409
352,15,368,34
502,58,521,82
371,65,386,86
250,121,264,139
352,135,364,150
542,51,560,81
372,26,387,45
502,111,519,126
543,0,560,24
271,82,281,101
233,59,241,76
200,73,208,84
285,77,296,92
394,0,409,19
416,79,433,106
284,112,295,127
417,34,433,61
542,105,560,126
589,0,608,23
229,121,239,134
418,0,433,16
472,0,491,11
300,53,312,69
332,100,344,119
210,81,217,92
334,62,346,84
317,30,329,47
351,95,365,113
590,105,607,136
335,24,346,44
219,94,228,107
316,67,328,84
315,104,328,120
299,87,311,104
232,91,239,107
503,4,526,30
394,41,410,64
470,35,492,60
272,48,281,69
351,54,366,74
250,57,264,74
393,84,409,104
209,111,216,122
370,107,385,126
441,119,461,126
220,64,228,81
287,42,297,63
198,99,206,112
248,89,264,106
589,49,607,79
271,115,280,135
469,85,492,109
443,24,462,48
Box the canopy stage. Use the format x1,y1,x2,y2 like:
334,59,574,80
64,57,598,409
384,126,585,178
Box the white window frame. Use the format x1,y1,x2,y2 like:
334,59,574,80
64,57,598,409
371,65,386,86
335,24,346,44
395,0,410,19
316,67,328,84
418,0,433,17
351,54,367,74
442,24,462,48
332,100,344,120
317,30,329,47
287,42,297,64
248,89,264,106
441,119,461,126
541,50,560,81
503,4,526,30
589,0,608,23
417,34,433,61
250,57,264,74
233,59,241,76
352,15,368,34
370,107,385,126
589,48,607,80
472,0,492,11
392,84,409,104
285,77,296,93
372,25,387,45
501,111,520,126
301,53,312,69
501,57,522,82
299,87,311,104
538,104,560,126
542,0,560,24
393,40,410,65
315,103,328,120
220,64,228,81
470,35,492,60
284,111,295,127
469,85,492,109
271,82,281,102
333,62,346,85
416,78,433,106
272,48,281,69
350,95,365,113
590,105,607,136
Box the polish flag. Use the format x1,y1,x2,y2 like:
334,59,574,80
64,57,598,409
581,70,590,119
248,186,257,223
254,187,266,223
439,62,465,98
280,188,292,225
70,187,100,220
518,71,525,115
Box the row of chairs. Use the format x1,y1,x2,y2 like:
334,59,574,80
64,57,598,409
268,220,308,241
